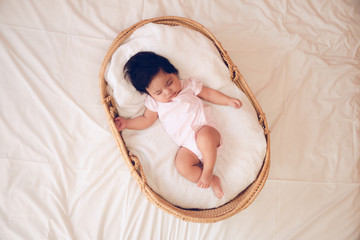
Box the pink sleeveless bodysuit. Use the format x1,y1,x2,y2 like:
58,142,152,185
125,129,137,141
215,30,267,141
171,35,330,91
145,78,219,160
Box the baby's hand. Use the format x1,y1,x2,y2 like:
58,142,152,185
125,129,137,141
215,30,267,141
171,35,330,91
114,117,127,131
228,98,242,109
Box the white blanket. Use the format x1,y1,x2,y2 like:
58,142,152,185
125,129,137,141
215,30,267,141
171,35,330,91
106,23,266,209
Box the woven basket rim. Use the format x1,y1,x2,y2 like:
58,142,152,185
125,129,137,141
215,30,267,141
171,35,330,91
99,16,271,223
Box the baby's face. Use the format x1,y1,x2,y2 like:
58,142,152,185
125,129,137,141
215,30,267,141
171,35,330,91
146,69,181,103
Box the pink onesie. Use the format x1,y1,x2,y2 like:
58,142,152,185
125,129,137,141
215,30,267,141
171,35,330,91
145,78,219,160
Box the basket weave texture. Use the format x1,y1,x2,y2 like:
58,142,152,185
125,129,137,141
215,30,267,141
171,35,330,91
99,16,270,223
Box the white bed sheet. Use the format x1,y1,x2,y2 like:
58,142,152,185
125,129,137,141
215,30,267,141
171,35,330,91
0,0,359,239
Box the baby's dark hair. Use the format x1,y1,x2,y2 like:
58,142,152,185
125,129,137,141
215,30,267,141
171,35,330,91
123,51,178,94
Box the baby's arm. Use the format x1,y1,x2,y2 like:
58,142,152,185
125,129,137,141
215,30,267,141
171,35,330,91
198,86,242,108
115,108,158,131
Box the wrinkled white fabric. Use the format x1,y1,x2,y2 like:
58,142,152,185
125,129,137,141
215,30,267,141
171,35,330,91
1,0,359,239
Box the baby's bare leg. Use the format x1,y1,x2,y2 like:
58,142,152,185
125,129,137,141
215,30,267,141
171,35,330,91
175,147,202,183
196,126,221,187
196,126,224,198
175,146,223,199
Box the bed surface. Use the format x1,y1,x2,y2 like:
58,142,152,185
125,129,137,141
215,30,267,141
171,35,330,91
1,1,359,239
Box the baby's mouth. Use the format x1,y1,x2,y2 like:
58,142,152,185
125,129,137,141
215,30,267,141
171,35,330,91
169,92,177,100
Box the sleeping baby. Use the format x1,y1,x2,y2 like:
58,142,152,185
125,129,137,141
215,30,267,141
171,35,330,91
114,51,242,198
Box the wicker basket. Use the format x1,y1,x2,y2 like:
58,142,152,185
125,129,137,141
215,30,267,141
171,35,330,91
99,16,270,223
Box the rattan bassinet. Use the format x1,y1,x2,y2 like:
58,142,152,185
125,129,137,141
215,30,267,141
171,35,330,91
99,16,270,223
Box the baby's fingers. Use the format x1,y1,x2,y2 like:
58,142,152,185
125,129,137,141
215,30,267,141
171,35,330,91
114,117,125,131
230,98,242,109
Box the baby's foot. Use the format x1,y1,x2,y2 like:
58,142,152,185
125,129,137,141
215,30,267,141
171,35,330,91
210,175,224,199
197,170,213,189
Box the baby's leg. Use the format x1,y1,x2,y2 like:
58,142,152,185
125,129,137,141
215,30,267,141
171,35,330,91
175,147,202,183
175,146,223,199
196,126,220,188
